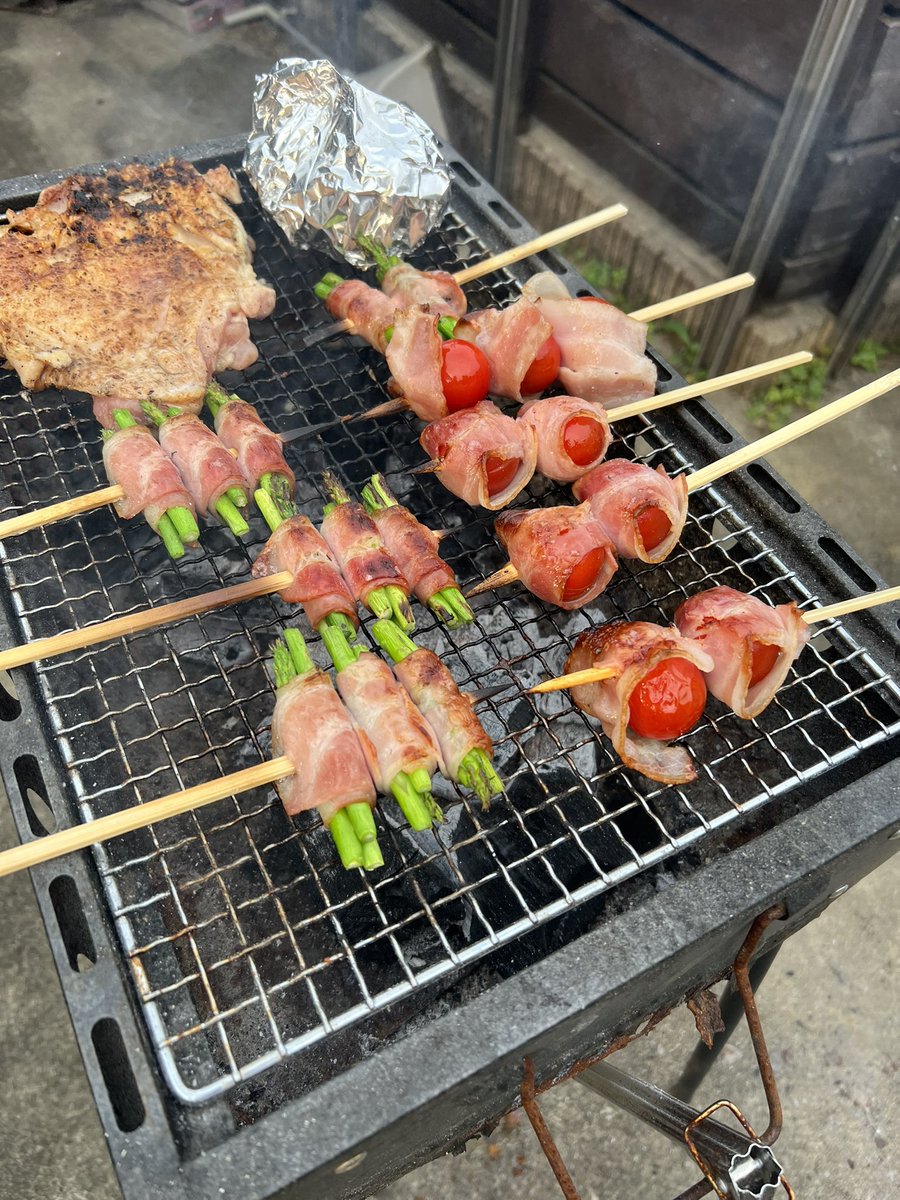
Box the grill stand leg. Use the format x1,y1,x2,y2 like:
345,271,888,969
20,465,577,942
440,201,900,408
517,905,791,1200
671,943,782,1104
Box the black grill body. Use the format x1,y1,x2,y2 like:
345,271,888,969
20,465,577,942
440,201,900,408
0,137,897,1200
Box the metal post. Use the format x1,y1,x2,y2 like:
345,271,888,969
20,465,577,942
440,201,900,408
828,198,900,375
700,0,874,374
671,945,782,1104
489,0,532,194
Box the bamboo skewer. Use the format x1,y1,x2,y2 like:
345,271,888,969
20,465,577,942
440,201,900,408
529,587,900,695
628,273,755,323
0,484,124,540
0,757,294,879
0,572,293,673
467,368,900,599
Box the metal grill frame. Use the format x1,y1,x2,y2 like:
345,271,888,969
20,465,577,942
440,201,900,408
1,136,898,1200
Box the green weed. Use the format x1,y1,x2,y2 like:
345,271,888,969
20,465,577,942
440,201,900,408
747,358,827,431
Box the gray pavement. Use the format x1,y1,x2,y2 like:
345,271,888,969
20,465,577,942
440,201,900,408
0,4,897,1199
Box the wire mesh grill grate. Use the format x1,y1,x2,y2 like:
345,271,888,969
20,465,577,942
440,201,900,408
0,167,897,1105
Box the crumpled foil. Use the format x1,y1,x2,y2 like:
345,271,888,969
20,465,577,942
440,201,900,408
245,57,450,267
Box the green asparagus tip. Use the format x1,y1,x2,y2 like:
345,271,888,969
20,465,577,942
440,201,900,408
156,513,184,559
318,619,365,673
387,585,415,632
322,470,351,508
390,772,434,831
371,618,418,664
226,486,248,509
204,380,234,416
101,429,115,441
140,399,169,427
362,838,384,871
254,486,285,534
437,316,459,339
167,506,200,545
457,749,504,811
360,472,398,516
329,809,365,870
259,472,297,521
214,495,250,537
314,280,334,301
347,801,377,845
284,627,314,677
429,587,474,629
272,640,296,690
112,408,138,430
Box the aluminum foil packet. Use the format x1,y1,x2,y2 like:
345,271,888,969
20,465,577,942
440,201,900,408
245,57,450,267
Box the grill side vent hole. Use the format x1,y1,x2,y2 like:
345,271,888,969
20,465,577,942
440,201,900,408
91,1019,145,1133
684,401,734,444
488,199,521,229
747,464,801,513
818,536,877,591
450,160,478,188
49,875,97,971
0,669,21,721
14,755,56,836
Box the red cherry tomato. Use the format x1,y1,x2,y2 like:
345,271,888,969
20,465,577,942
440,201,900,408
628,657,707,741
562,547,606,604
563,414,606,467
484,452,521,497
749,640,780,686
520,335,561,395
440,340,491,412
636,504,672,551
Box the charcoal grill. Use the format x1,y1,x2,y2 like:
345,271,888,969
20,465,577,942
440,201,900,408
0,135,897,1199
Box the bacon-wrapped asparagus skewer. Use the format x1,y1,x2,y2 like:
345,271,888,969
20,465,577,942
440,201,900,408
321,623,443,831
371,620,502,809
100,409,200,558
272,629,382,871
360,473,473,628
141,401,250,537
321,472,415,630
204,381,295,526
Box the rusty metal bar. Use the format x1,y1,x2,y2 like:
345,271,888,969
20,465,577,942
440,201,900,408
520,1058,583,1200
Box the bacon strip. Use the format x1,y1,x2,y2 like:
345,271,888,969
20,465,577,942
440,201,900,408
495,502,618,610
674,586,810,719
522,271,655,407
565,622,714,784
157,413,246,517
381,263,466,318
321,502,410,604
102,425,196,532
573,459,688,563
325,279,395,351
393,648,492,780
271,671,375,822
518,395,612,482
369,504,456,603
334,653,441,791
384,308,446,421
453,298,552,401
252,515,357,629
420,401,537,510
213,397,295,492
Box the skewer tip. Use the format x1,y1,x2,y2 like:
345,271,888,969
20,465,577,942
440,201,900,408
528,666,620,694
465,562,520,598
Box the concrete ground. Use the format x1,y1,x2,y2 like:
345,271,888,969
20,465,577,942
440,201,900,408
0,4,897,1199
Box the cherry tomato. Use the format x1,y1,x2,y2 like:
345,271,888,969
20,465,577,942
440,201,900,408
440,340,491,412
563,414,606,467
636,504,672,551
562,547,606,604
749,640,780,686
520,335,561,394
628,657,707,740
484,452,521,497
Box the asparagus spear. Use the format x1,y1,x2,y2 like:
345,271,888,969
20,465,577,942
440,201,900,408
205,382,296,528
355,233,401,282
360,473,473,629
141,400,250,538
371,619,503,809
322,472,415,632
273,630,383,871
312,276,452,346
319,621,440,831
108,408,200,559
